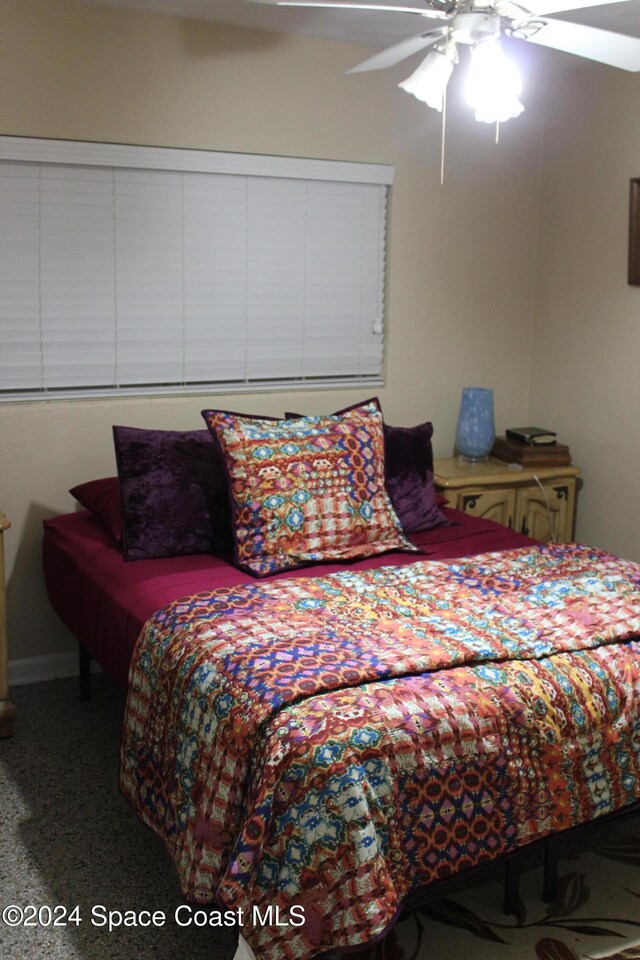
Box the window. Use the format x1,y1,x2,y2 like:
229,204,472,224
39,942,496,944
0,137,392,401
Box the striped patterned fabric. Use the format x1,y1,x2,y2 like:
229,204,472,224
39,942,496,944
202,400,415,576
121,542,640,959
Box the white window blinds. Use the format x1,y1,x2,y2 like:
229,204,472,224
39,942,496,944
0,138,392,401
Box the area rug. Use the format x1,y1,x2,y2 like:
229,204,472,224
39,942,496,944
338,835,640,960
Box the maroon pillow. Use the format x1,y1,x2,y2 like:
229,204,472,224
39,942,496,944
285,404,450,534
113,426,233,561
69,477,124,543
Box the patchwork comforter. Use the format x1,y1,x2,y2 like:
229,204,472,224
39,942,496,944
120,543,640,959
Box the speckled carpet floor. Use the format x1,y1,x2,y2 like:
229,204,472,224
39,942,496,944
1,676,640,960
0,676,237,960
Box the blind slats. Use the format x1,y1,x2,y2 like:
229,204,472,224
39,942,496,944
0,146,387,400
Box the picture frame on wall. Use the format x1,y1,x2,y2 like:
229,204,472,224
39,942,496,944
628,178,640,284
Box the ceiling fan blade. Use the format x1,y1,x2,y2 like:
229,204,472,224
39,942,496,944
347,28,448,72
522,18,640,71
521,0,634,15
276,2,449,18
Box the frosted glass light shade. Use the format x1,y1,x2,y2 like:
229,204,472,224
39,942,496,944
455,387,495,461
465,40,524,124
399,49,454,112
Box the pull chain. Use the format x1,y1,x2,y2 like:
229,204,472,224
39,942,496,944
440,86,447,186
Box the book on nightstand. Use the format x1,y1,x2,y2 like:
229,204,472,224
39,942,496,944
505,427,556,445
505,426,557,445
491,436,572,466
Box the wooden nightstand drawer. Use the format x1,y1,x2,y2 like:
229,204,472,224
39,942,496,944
456,487,517,528
434,458,580,543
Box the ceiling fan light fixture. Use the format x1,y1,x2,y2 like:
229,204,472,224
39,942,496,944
398,44,456,112
465,38,524,123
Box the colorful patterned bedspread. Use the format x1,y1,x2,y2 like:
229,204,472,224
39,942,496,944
120,543,640,959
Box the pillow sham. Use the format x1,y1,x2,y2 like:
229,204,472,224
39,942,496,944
285,405,449,534
69,477,124,543
202,400,417,577
113,426,233,561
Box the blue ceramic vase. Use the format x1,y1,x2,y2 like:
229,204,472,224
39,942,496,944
455,387,495,461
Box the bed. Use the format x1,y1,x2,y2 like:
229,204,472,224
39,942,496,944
42,502,530,692
41,403,640,960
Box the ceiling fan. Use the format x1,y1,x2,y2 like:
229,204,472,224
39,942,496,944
251,0,640,124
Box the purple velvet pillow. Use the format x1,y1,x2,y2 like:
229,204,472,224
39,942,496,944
113,425,232,560
382,421,450,533
69,477,124,543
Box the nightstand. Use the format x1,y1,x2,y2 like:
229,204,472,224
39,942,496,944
0,513,16,737
434,458,580,542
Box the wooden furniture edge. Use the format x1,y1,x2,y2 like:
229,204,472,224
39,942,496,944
434,457,580,489
0,512,16,738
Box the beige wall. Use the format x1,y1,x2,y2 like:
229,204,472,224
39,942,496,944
0,0,542,662
531,58,640,561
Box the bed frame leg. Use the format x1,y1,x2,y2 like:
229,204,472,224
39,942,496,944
79,643,92,702
503,854,522,916
543,837,559,903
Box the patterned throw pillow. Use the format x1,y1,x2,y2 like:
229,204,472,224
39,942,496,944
202,400,417,577
286,404,450,534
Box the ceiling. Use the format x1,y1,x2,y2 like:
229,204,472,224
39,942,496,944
65,0,439,46
63,0,640,48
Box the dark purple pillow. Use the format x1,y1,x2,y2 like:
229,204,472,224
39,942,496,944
69,477,124,543
382,421,450,533
113,426,232,560
285,405,449,534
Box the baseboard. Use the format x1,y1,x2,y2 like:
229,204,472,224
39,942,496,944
8,650,101,687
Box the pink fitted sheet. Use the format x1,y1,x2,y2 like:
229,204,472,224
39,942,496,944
42,508,535,689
